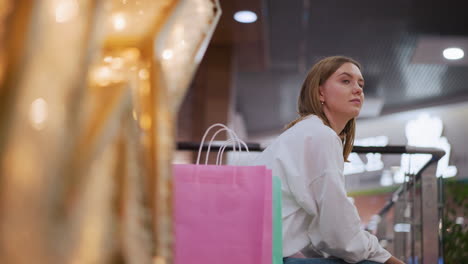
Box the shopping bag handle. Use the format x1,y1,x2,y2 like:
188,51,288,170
205,127,242,165
196,123,239,165
216,138,250,165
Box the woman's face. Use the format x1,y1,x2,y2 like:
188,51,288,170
319,62,364,121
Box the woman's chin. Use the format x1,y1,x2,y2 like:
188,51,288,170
348,109,361,119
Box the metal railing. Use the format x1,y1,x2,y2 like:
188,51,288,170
359,146,445,264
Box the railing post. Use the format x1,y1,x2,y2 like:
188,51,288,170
393,200,408,261
420,162,439,264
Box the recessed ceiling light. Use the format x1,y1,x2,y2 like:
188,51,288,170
233,10,257,23
443,47,464,60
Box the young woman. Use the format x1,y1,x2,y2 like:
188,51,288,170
254,56,404,264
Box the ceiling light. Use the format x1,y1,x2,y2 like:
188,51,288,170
234,10,257,23
443,47,464,60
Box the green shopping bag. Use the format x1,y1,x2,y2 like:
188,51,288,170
272,175,283,264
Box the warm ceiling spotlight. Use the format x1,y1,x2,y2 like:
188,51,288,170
443,47,464,60
233,10,257,23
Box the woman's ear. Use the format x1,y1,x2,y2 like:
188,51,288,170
319,85,325,102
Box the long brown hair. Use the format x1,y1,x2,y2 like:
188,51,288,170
285,56,362,162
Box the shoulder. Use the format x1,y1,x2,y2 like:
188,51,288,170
288,115,341,146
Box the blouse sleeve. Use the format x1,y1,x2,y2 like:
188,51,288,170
286,130,392,263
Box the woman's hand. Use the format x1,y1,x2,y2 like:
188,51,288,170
384,256,405,264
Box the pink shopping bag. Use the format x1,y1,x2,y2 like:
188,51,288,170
174,164,272,264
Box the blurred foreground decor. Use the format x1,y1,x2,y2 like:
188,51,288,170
0,0,220,263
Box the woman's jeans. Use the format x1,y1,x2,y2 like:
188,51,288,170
283,257,383,264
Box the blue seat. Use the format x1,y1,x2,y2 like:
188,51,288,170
283,258,383,264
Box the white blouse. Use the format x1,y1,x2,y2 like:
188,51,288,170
253,115,391,263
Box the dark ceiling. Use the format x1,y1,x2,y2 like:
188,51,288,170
215,0,468,135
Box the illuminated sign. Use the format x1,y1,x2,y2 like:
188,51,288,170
345,114,457,184
397,114,457,182
344,136,388,175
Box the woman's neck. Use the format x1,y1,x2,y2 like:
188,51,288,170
323,110,349,135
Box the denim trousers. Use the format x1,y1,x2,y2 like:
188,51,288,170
283,257,383,264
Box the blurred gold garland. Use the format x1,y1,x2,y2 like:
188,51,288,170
0,0,220,263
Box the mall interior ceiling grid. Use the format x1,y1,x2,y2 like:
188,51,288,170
235,0,468,135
